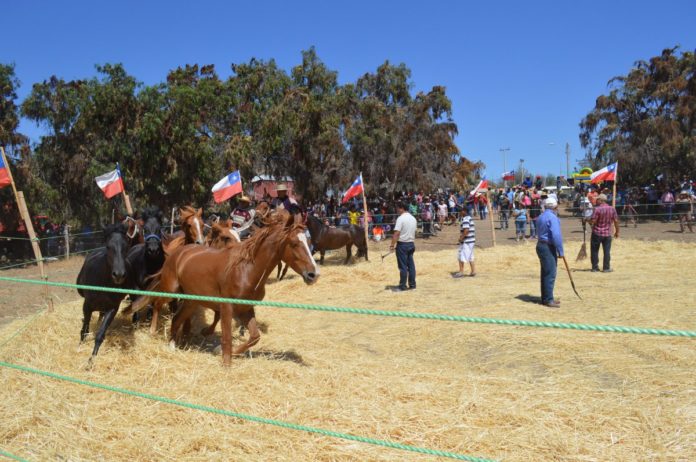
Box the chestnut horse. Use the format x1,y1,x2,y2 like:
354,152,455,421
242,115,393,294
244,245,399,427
162,206,205,254
136,212,318,365
306,214,368,264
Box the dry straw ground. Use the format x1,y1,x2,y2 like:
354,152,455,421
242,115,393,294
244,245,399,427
0,238,694,461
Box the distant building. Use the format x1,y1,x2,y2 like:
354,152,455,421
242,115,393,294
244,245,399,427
250,175,295,201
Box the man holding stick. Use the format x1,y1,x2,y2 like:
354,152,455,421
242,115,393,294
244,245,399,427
589,194,619,273
389,201,417,292
535,197,564,308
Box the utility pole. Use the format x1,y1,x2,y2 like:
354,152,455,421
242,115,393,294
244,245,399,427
499,147,510,187
565,143,570,178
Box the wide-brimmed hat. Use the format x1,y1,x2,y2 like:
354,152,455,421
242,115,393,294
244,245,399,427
239,195,251,203
276,183,288,192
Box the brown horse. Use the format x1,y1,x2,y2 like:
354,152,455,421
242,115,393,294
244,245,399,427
135,212,318,365
306,214,368,264
162,206,205,254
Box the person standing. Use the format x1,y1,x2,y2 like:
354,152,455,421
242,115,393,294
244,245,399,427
675,190,694,233
661,189,675,223
535,197,564,307
513,202,528,241
389,202,417,292
454,208,476,278
589,194,620,272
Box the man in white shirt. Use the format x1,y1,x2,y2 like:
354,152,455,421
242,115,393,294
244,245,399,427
389,202,417,291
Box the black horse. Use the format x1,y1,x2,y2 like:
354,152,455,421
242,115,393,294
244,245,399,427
126,207,165,322
306,214,368,265
77,223,133,365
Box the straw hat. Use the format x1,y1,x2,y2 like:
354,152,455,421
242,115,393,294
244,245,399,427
276,183,288,192
239,195,250,203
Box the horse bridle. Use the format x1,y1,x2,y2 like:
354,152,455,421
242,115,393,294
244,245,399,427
144,233,161,242
123,216,140,239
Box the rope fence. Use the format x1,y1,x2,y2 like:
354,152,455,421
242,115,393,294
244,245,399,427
0,360,494,462
0,276,693,338
0,447,29,462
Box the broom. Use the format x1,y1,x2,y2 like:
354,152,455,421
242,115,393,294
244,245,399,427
576,223,587,261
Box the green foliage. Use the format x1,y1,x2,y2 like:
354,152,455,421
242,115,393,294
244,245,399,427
8,49,468,225
579,47,696,184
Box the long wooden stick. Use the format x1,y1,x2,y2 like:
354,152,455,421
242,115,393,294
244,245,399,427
487,190,496,247
360,173,370,260
561,256,582,300
1,147,52,310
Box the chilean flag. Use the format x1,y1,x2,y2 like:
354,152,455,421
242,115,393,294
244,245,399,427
0,155,11,189
590,162,618,183
501,170,515,181
95,167,125,199
341,174,364,204
212,170,243,203
471,176,488,196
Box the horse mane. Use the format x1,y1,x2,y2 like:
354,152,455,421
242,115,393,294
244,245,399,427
223,213,303,274
179,206,199,223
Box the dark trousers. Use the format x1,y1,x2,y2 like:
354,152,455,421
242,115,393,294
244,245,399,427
590,234,612,270
396,242,416,289
536,242,557,303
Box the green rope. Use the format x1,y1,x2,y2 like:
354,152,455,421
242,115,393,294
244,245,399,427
0,447,29,462
0,361,494,462
0,276,693,338
0,308,47,351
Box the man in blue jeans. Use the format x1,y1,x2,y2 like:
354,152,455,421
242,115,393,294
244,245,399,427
389,202,417,292
535,197,564,307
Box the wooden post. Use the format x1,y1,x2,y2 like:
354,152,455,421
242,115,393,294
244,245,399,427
487,190,496,247
170,207,176,234
360,173,370,259
122,192,134,216
64,224,70,260
1,147,53,311
612,168,618,237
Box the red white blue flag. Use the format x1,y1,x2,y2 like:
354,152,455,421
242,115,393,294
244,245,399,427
341,174,364,204
590,162,618,183
95,166,125,199
471,176,488,195
212,170,243,203
0,154,11,188
501,170,515,181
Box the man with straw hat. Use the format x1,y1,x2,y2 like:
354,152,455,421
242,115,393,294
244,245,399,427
231,195,253,229
272,183,295,210
589,193,619,273
535,196,564,308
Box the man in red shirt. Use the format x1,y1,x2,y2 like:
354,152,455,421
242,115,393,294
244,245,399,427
589,194,619,272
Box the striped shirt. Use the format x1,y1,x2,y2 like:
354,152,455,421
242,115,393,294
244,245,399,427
591,203,618,237
460,216,476,244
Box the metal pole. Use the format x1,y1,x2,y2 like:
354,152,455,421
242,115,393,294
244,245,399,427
64,224,70,260
565,143,570,179
500,148,510,188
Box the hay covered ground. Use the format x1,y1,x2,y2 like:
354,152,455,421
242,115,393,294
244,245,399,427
0,237,694,461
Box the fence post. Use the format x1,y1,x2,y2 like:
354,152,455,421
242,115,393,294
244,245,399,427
170,207,175,234
64,225,70,260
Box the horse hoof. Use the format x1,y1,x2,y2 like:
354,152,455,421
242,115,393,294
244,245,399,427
213,345,222,356
84,357,95,371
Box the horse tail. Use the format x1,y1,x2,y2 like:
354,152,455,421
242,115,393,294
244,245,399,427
125,270,162,314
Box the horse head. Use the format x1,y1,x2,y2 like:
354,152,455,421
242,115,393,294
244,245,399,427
280,212,319,285
179,206,205,245
141,206,164,257
208,222,241,249
103,223,130,285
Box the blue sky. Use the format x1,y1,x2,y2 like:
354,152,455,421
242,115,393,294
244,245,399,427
3,0,695,179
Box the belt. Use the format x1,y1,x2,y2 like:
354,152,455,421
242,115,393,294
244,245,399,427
537,240,555,246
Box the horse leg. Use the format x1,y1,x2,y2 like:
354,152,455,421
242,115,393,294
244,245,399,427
232,309,260,357
80,301,93,342
320,250,325,265
89,307,117,364
219,303,234,366
201,310,220,337
345,244,352,264
170,300,198,348
276,262,282,280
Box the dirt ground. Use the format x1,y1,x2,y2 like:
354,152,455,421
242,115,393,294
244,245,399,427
0,217,694,461
1,214,694,328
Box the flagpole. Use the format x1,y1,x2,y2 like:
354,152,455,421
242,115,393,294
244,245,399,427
0,146,52,311
487,189,496,247
360,172,370,260
611,164,618,209
117,163,134,216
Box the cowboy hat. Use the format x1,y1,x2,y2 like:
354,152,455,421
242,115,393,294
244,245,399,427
276,183,288,192
239,195,251,203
